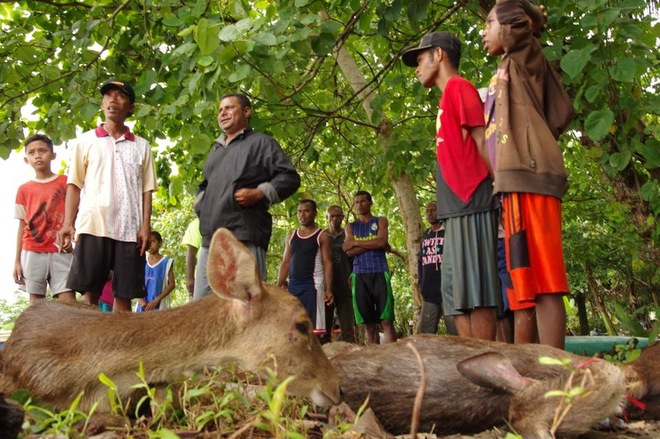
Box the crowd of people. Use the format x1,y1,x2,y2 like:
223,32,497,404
14,0,572,348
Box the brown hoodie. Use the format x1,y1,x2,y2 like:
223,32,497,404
492,0,574,199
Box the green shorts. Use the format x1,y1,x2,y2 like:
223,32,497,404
350,272,395,325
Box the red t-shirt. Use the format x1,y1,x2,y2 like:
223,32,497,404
15,174,68,252
436,76,488,203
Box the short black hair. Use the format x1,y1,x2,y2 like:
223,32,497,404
354,190,372,203
299,199,317,212
221,93,251,110
24,134,54,152
150,231,163,242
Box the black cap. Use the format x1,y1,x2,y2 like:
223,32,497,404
401,31,461,67
100,79,135,103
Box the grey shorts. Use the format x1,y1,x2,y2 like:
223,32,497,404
441,210,502,316
21,250,73,296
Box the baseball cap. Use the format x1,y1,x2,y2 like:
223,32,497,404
100,79,136,103
401,31,462,67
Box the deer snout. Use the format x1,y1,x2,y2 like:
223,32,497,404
310,381,341,407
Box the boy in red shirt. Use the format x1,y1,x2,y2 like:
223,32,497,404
402,32,501,340
14,134,75,304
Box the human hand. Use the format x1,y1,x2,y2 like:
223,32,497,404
137,226,151,256
56,225,75,253
144,298,160,311
342,237,355,252
234,188,264,207
13,263,24,285
324,291,334,305
186,277,195,295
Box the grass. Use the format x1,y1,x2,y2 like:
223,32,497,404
11,365,352,438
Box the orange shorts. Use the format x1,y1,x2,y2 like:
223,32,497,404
502,193,569,311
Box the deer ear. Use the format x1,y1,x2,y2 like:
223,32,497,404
457,352,535,395
207,228,262,302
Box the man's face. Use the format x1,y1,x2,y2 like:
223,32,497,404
217,96,250,136
24,140,55,172
415,48,441,88
354,195,372,216
425,202,439,225
297,202,316,227
482,9,504,56
101,87,134,121
327,209,344,230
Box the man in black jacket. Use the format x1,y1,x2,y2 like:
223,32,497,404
194,93,300,299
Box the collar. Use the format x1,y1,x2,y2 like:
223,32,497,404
215,128,252,148
95,124,136,141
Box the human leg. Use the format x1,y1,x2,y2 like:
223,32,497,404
514,308,538,344
375,272,396,344
536,294,566,349
469,307,496,341
50,253,75,302
242,242,267,282
419,300,442,334
192,247,212,300
66,235,112,305
334,293,356,343
365,323,379,345
112,240,146,312
113,296,132,312
380,320,397,343
21,251,47,305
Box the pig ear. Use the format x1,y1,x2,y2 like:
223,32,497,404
457,352,535,395
207,228,262,302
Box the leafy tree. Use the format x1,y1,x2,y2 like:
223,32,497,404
1,0,657,333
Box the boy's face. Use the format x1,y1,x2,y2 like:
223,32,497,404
354,195,372,215
415,48,441,88
297,202,316,227
24,140,55,172
482,9,504,56
148,235,161,254
101,87,134,122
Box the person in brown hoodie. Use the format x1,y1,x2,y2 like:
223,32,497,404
482,0,574,349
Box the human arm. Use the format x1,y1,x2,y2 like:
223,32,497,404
57,184,81,253
137,191,153,256
145,263,176,311
14,219,25,285
276,233,293,289
185,245,197,296
235,136,301,207
320,231,334,305
469,125,494,177
343,217,390,257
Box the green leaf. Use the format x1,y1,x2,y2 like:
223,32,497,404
162,16,184,27
561,46,596,79
609,150,631,171
228,64,252,82
197,55,215,67
253,31,277,46
597,8,620,29
310,33,335,56
194,18,221,55
609,57,636,83
584,109,614,141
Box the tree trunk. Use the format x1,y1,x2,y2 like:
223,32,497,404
332,30,424,329
585,262,616,335
574,291,590,336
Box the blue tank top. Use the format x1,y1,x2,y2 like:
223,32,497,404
351,217,388,274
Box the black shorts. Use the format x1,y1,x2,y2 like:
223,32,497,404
67,234,146,299
350,272,395,325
